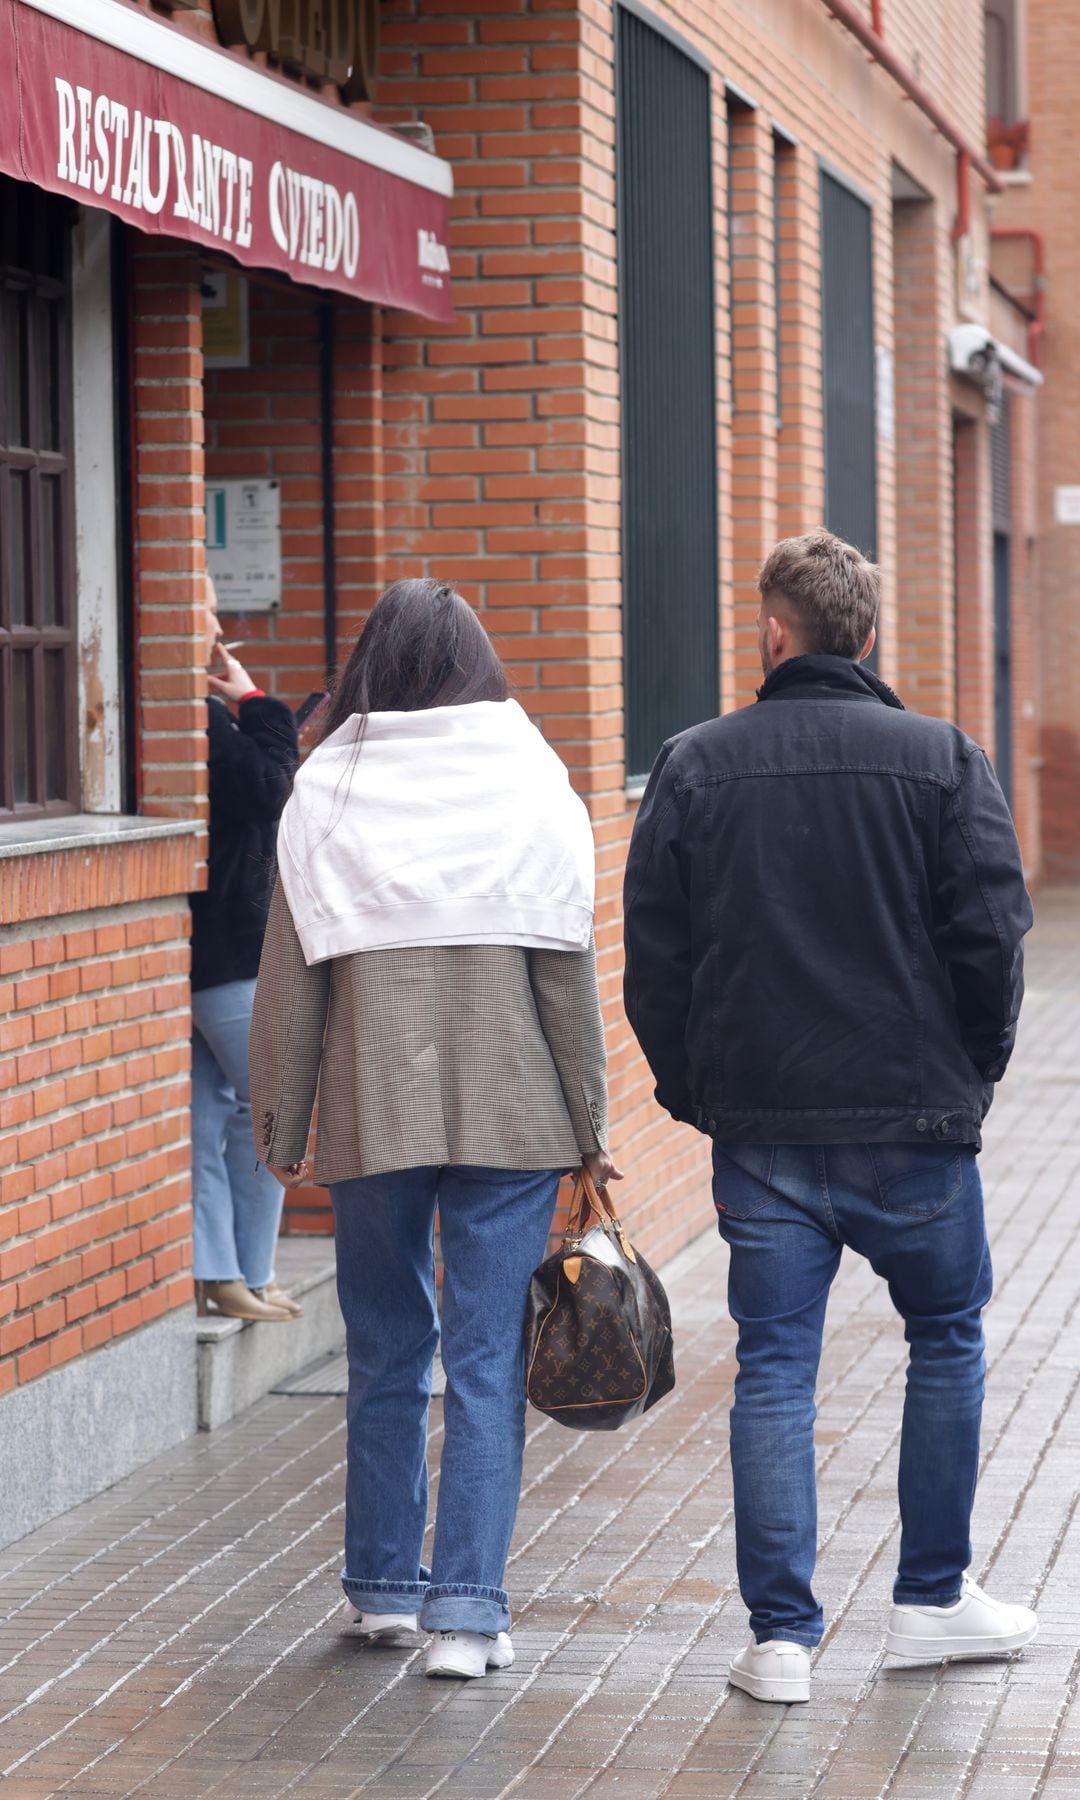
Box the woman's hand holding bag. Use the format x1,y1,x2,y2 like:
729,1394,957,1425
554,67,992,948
524,1168,675,1431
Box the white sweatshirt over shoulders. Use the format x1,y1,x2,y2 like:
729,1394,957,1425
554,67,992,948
276,699,596,965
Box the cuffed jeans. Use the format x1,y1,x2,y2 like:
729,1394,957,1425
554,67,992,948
713,1141,992,1649
331,1164,562,1635
191,979,284,1288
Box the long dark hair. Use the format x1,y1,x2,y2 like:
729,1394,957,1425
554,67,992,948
317,578,508,745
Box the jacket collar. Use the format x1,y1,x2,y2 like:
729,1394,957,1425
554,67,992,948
756,654,905,710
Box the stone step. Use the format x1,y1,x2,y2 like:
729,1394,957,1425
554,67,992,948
195,1236,340,1430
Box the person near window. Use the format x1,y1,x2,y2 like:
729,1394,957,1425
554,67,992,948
625,529,1036,1704
250,579,618,1680
190,575,300,1323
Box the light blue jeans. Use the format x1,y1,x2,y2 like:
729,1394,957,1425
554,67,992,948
191,979,284,1288
331,1165,563,1635
713,1141,992,1648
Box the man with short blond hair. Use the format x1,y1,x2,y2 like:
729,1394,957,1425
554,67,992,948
756,529,880,662
625,528,1035,1704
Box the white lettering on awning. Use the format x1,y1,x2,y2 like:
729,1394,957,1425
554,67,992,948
53,75,333,272
268,159,359,276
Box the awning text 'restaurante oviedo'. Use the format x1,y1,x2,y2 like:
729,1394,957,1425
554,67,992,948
1,0,454,321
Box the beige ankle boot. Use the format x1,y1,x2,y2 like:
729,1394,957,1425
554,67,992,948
194,1280,293,1321
253,1282,304,1318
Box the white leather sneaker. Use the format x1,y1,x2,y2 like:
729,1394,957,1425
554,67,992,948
341,1600,419,1646
886,1574,1038,1660
425,1629,515,1679
728,1638,811,1703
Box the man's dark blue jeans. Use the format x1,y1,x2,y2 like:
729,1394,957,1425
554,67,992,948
713,1141,992,1649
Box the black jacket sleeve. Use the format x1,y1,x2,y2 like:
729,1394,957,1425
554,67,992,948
936,748,1033,1088
623,742,695,1124
208,695,299,824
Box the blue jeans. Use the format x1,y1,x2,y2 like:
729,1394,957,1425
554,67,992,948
191,979,284,1288
713,1141,992,1648
331,1165,562,1635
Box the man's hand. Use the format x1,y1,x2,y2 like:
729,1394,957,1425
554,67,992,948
268,1161,310,1190
583,1149,624,1191
208,641,259,705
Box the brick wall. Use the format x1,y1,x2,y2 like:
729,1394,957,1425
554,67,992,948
892,194,956,719
728,104,779,711
775,141,826,546
131,242,209,824
995,0,1080,877
0,239,206,1395
0,904,192,1396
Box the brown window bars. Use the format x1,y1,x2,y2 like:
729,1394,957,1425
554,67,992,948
0,174,78,818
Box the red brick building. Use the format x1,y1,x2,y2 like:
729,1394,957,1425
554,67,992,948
0,0,1052,1539
990,0,1080,879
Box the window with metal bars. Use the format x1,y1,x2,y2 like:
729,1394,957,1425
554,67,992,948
0,175,78,818
616,3,719,782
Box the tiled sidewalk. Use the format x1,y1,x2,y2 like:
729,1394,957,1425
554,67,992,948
2,892,1080,1799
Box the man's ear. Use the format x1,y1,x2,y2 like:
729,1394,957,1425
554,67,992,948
858,626,877,664
765,614,787,665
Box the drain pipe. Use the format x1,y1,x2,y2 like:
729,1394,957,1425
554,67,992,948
991,226,1046,366
319,298,338,692
819,0,1002,228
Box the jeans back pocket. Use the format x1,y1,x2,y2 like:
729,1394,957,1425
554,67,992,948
867,1142,964,1219
712,1144,777,1220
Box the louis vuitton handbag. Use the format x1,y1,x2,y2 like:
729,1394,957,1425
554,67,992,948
524,1169,675,1430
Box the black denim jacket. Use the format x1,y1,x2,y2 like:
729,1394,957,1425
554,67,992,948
624,656,1033,1149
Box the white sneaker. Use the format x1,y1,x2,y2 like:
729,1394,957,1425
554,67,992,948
728,1639,811,1703
342,1600,419,1646
425,1629,515,1680
885,1574,1038,1661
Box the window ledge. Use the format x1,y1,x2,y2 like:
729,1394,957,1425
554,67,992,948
625,777,648,803
0,814,200,861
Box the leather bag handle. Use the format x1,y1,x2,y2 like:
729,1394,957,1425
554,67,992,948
566,1167,637,1263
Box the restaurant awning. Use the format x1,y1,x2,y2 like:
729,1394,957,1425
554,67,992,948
0,0,454,321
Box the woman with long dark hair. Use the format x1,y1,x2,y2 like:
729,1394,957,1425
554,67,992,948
250,579,617,1679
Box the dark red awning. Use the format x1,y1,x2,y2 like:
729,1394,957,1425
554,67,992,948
0,0,454,321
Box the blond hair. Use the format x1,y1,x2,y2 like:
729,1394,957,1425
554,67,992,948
758,530,880,660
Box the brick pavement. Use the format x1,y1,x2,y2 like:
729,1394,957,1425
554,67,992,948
1,890,1079,1799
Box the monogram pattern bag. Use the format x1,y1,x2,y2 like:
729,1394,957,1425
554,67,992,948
523,1170,675,1431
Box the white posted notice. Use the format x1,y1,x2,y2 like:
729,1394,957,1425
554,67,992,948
1054,486,1080,525
205,479,282,610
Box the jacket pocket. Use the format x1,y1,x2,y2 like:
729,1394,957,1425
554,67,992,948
867,1143,964,1219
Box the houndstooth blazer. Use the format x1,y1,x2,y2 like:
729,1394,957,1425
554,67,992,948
250,881,609,1185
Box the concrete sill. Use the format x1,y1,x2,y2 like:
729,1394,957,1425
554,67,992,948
0,813,199,860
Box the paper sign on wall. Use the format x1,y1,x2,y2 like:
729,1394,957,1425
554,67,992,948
203,271,250,369
205,479,282,611
1054,487,1080,525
